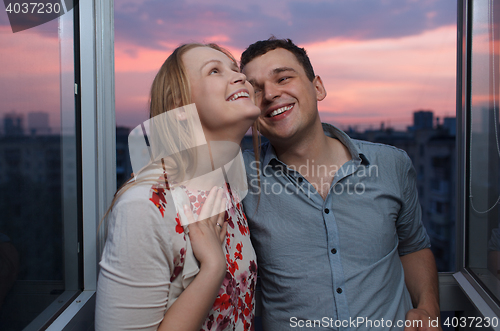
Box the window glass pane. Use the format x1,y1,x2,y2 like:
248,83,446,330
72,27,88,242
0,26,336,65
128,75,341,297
114,0,456,272
0,4,79,330
468,0,500,303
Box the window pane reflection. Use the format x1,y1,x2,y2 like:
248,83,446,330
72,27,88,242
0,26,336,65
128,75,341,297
0,5,79,330
469,0,500,303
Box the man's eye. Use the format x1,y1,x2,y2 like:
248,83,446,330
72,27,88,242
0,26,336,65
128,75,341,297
278,77,289,83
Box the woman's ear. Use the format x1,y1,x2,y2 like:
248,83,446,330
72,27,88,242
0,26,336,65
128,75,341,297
173,96,182,109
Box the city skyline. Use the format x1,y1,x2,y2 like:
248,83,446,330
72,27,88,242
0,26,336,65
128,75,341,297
0,108,456,136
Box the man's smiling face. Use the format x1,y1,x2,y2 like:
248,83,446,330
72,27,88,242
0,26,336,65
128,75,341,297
242,48,326,145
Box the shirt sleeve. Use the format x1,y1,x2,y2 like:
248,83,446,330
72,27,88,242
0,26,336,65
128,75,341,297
95,195,176,331
396,151,432,256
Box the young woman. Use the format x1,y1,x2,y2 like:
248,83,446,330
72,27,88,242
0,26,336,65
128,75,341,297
95,43,260,331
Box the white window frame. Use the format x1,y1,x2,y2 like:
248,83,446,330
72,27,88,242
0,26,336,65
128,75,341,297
45,0,115,328
454,1,500,329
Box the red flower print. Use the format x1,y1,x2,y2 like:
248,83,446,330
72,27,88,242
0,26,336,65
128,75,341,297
214,293,231,311
222,271,237,297
237,270,249,292
216,315,231,331
149,186,167,217
249,260,257,274
222,270,232,283
170,248,186,282
234,243,243,260
174,215,183,234
170,266,182,282
225,211,235,229
205,314,214,330
244,319,252,331
149,174,172,217
245,292,252,307
226,254,239,276
233,303,239,323
238,220,249,236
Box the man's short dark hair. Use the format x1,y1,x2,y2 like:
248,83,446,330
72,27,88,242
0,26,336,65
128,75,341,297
240,37,316,82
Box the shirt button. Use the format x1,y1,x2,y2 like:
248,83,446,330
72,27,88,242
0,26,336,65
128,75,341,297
337,287,343,294
331,248,337,254
324,208,330,214
297,177,303,183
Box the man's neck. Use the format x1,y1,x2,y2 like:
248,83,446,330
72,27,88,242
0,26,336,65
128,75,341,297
273,122,334,168
272,122,352,200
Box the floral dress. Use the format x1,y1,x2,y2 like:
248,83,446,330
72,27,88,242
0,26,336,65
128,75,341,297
96,164,257,331
149,176,258,331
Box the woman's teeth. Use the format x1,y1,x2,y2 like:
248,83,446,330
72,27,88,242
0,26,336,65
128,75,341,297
229,91,250,101
269,105,293,117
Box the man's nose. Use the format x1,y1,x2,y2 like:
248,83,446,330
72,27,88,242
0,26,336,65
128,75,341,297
264,82,280,102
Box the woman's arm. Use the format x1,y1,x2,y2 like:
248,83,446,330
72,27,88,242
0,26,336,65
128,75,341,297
158,186,228,331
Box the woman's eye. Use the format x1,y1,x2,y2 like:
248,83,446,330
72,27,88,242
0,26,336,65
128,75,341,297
209,68,219,75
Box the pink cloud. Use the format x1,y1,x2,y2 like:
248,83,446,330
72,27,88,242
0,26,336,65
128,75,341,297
113,25,457,131
304,25,456,129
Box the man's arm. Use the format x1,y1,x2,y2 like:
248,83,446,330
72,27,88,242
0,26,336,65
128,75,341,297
400,248,442,331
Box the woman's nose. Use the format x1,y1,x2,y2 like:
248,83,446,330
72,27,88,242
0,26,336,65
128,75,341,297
232,71,247,84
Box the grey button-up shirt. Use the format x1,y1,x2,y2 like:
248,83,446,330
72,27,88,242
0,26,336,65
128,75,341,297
242,123,431,331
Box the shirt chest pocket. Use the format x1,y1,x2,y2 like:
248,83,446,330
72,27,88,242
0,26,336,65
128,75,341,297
332,189,401,265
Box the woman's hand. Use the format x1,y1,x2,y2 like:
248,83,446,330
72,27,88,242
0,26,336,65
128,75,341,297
184,186,227,277
158,187,228,331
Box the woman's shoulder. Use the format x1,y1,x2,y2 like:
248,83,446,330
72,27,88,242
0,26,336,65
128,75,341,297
109,170,181,229
117,168,170,206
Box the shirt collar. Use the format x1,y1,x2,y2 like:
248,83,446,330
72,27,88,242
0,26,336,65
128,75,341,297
261,142,285,176
261,123,370,176
321,123,369,166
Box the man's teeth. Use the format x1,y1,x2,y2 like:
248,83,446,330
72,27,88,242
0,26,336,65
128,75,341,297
229,91,250,101
269,105,293,117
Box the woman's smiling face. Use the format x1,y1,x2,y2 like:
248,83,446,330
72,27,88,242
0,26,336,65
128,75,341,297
182,46,260,142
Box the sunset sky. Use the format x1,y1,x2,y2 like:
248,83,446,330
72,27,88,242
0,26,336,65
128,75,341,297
0,0,457,132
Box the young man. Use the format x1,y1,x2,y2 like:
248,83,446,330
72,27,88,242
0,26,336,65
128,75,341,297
240,38,441,331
